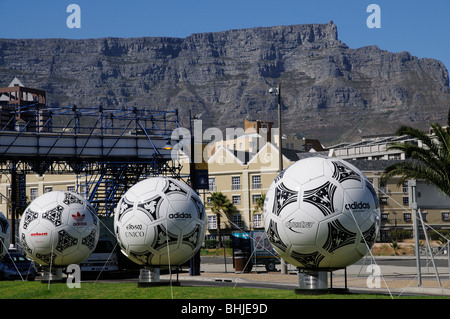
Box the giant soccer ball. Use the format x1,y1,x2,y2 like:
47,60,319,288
19,191,100,266
0,212,10,259
264,157,380,270
114,177,206,267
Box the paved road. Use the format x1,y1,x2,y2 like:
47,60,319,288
362,256,450,268
73,254,450,297
201,254,450,274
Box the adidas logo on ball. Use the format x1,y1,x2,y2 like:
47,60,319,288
71,212,85,221
71,212,87,226
169,212,192,219
345,201,370,210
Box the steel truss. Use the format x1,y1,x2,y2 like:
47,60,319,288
0,104,185,216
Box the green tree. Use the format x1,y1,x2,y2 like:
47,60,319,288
382,107,450,197
208,192,234,248
390,241,401,256
253,193,266,214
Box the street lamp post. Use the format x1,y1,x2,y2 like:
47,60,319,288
270,83,283,172
270,83,287,274
277,83,283,172
189,110,201,276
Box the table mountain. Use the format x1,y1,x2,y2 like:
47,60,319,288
1,21,449,145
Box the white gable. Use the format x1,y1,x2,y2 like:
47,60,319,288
8,77,24,87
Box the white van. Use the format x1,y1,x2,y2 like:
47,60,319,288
80,238,118,273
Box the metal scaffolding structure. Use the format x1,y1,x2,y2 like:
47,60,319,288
0,104,184,217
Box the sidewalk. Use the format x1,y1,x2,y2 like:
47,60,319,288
160,255,450,297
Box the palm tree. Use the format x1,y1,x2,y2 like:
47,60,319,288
382,107,450,197
390,241,402,256
208,192,234,248
254,193,266,213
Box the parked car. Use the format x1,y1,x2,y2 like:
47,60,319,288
80,238,118,274
0,250,37,281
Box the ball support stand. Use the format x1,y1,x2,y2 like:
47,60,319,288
40,266,64,284
295,268,350,295
137,266,181,288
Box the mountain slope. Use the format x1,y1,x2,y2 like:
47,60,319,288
1,21,449,145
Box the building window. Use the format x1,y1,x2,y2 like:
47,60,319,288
402,197,409,206
67,186,76,193
227,144,235,150
253,214,262,228
44,186,53,193
208,177,216,191
232,195,241,205
380,197,388,205
252,175,261,189
404,213,412,222
420,211,428,222
30,188,38,201
208,215,217,230
252,194,261,204
232,214,242,229
381,213,389,221
232,176,241,190
402,181,408,193
442,212,450,221
388,154,401,160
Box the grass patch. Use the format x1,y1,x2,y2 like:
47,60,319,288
200,248,233,257
0,281,445,299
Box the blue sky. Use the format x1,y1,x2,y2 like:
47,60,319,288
1,0,449,71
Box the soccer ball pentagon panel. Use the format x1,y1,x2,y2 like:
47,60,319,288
19,191,100,266
114,177,206,267
263,157,380,270
0,212,10,259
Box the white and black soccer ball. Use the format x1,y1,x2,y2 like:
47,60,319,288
264,157,380,270
0,212,10,259
19,191,100,266
114,177,206,267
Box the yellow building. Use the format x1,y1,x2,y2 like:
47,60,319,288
349,160,450,243
204,142,303,241
203,139,450,244
207,119,323,158
0,173,79,219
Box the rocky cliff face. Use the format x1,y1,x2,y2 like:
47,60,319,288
1,21,449,145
